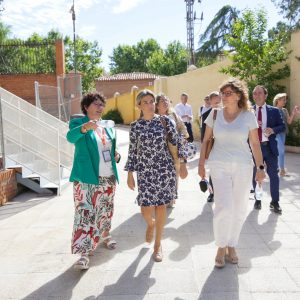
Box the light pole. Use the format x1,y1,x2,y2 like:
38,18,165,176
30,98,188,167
70,0,77,73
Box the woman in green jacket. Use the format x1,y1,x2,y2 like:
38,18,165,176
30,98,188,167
67,93,120,270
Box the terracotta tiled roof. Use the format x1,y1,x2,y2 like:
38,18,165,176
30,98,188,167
96,72,160,81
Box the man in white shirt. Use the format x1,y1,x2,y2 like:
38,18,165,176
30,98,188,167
175,93,194,142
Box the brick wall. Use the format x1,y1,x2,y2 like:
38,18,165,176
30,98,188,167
0,169,17,206
0,40,65,105
0,74,57,105
95,79,155,99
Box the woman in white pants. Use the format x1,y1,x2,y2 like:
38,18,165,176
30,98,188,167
198,78,266,268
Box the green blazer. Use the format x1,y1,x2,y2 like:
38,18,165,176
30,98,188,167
66,116,119,184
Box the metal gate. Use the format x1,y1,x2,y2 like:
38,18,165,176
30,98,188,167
35,73,82,122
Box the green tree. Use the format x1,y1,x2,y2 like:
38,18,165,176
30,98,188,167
268,21,293,43
109,44,140,74
221,8,290,102
0,27,103,92
272,0,300,28
64,36,103,93
24,30,103,92
0,21,10,42
196,5,239,67
147,41,188,76
109,38,161,74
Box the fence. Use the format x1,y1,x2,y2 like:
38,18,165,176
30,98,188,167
0,41,56,75
57,73,82,121
35,73,82,122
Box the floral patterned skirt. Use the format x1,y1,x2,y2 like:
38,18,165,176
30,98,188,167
71,176,116,254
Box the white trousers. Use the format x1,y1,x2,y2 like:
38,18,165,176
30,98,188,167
209,161,253,248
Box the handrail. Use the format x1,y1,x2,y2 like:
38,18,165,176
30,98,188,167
0,96,5,171
3,101,60,152
6,154,59,185
0,87,68,132
0,87,65,187
0,87,73,170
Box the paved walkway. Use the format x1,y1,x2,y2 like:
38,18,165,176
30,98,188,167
0,126,300,300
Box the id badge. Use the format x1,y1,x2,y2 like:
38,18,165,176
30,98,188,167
102,150,112,162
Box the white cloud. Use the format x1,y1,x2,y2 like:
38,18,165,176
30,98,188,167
112,0,145,14
1,0,146,39
78,25,97,38
1,0,100,38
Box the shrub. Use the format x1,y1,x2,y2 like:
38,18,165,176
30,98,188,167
102,109,124,124
286,119,300,146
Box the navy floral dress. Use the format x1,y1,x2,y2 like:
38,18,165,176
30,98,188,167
125,115,185,206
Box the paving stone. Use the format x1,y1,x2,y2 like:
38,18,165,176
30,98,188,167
0,128,299,299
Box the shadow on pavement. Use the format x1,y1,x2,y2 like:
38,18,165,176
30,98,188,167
197,208,280,299
94,248,155,299
22,266,85,299
166,202,214,261
198,267,239,300
21,213,149,299
0,191,55,221
239,209,281,273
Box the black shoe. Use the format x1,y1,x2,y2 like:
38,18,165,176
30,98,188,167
254,200,261,210
207,194,214,202
250,189,255,193
270,202,282,214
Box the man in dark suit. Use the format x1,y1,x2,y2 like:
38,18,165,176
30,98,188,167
252,85,285,214
200,91,221,202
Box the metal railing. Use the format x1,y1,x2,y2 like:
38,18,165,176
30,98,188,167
0,96,5,171
0,41,56,74
0,87,74,191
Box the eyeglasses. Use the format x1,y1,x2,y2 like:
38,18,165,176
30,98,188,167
93,102,105,108
221,90,236,97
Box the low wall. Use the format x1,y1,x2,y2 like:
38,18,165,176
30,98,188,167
0,74,57,105
103,86,153,124
0,169,17,205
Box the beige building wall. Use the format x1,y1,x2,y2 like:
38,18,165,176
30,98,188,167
103,86,153,124
154,60,231,140
154,29,300,140
96,79,155,99
289,29,300,118
103,30,300,139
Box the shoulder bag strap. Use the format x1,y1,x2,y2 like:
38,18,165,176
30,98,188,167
212,109,217,129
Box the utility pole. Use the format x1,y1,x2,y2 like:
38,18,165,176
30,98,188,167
70,1,77,73
184,0,202,66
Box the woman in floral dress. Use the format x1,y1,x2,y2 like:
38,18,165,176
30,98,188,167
125,89,185,262
67,93,121,270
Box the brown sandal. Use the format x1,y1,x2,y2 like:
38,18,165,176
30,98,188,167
215,247,226,268
226,247,239,264
152,245,163,262
215,256,225,268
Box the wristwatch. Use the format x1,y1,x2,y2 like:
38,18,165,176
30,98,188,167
257,165,265,171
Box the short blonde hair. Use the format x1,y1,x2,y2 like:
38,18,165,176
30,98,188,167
209,91,219,101
273,93,287,106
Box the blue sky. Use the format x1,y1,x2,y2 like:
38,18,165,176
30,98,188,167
1,0,282,71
